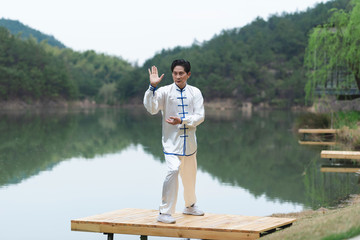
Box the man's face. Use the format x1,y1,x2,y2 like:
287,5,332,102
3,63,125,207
172,65,191,89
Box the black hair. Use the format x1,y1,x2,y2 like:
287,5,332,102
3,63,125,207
170,59,191,73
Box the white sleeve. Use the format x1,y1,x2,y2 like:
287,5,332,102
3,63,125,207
143,85,164,115
182,89,205,127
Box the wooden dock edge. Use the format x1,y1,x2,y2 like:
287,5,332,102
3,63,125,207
71,208,296,240
298,140,336,146
321,150,360,160
298,129,338,134
71,221,260,239
321,167,360,173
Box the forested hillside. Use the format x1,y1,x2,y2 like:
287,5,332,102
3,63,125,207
0,26,133,102
0,27,76,100
130,0,351,107
0,18,66,48
0,0,352,106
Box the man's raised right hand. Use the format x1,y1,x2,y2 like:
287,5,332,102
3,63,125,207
148,65,164,87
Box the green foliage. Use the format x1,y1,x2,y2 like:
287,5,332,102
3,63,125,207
295,112,331,129
322,226,360,240
0,27,76,100
53,49,133,101
295,110,360,130
120,0,350,107
98,83,117,105
304,0,360,103
0,18,66,48
333,111,360,129
0,26,134,102
0,0,352,105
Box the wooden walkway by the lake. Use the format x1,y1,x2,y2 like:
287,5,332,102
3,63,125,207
321,166,360,173
71,208,296,240
298,129,338,134
321,150,360,160
298,129,338,146
298,140,336,146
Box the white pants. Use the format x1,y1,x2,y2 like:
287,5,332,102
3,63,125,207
159,153,197,214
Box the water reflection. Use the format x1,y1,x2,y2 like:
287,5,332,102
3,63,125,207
0,108,359,209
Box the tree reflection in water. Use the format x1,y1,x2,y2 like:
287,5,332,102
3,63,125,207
0,108,359,208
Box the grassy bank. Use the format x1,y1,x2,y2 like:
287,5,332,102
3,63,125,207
334,112,360,150
263,196,360,240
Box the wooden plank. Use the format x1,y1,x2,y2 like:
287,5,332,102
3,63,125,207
71,222,101,233
204,215,260,231
298,140,336,146
198,216,254,230
99,224,260,240
321,167,360,173
240,217,294,232
71,208,296,240
298,129,338,134
176,214,228,228
321,150,360,160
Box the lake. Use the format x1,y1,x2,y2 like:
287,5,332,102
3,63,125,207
0,107,359,240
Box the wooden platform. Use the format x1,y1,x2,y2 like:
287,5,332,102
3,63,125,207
71,208,296,240
298,140,336,146
321,166,360,173
298,129,337,146
298,129,338,134
321,150,360,160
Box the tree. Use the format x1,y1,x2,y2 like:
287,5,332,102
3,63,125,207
304,0,360,102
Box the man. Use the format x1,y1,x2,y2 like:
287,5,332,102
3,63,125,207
143,59,205,224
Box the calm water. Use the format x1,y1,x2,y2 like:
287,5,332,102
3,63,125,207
0,108,359,240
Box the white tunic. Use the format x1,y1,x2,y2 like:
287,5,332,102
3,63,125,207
143,83,205,156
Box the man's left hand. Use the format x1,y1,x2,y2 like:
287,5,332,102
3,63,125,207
166,116,182,125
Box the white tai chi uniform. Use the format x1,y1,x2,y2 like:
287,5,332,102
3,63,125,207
144,83,205,214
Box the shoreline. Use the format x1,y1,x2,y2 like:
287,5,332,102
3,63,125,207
2,96,360,112
0,98,310,111
263,194,360,239
270,193,360,218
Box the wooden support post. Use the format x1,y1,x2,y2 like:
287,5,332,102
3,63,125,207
104,233,114,240
279,223,293,229
140,235,148,240
302,132,307,141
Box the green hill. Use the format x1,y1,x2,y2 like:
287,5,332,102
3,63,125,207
0,0,353,106
0,18,66,48
126,0,351,107
0,25,133,102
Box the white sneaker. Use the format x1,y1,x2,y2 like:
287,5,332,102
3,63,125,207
183,205,205,216
157,213,176,224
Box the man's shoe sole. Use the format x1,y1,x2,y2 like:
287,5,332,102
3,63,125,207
157,217,176,224
182,212,205,216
